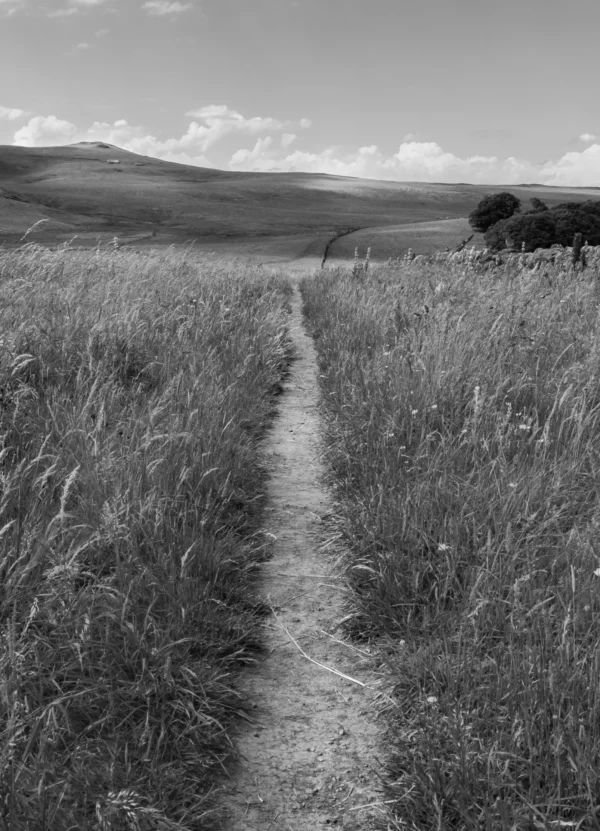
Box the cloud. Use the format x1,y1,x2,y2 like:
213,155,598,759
540,144,600,186
230,137,273,167
95,26,109,34
225,139,542,184
299,118,311,129
14,115,78,146
75,41,91,49
0,0,24,17
11,108,600,187
0,105,27,121
580,133,597,143
48,0,109,12
48,6,79,15
142,0,192,14
227,137,600,186
179,105,291,151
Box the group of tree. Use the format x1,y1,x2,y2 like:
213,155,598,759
468,191,600,251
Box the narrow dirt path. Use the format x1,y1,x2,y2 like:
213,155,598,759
221,281,384,831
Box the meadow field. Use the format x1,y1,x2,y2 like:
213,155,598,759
3,142,598,257
0,244,292,830
302,249,600,829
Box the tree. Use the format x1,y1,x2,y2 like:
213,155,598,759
484,200,600,251
485,212,556,252
528,197,548,212
468,192,521,233
551,208,600,246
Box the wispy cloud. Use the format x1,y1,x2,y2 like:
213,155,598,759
75,41,91,49
48,6,79,16
142,0,192,15
580,133,597,143
48,0,109,15
0,0,25,17
0,105,28,120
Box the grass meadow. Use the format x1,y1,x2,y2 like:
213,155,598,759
0,244,292,830
302,251,600,829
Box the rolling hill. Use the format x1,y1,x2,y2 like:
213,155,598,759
1,141,599,260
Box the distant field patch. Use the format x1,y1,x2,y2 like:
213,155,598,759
326,218,484,262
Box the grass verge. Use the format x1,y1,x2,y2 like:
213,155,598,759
0,244,292,830
302,254,600,829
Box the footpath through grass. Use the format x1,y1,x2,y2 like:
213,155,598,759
302,253,600,829
0,244,292,830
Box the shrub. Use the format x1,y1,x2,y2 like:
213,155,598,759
526,196,548,213
485,200,600,251
468,192,521,232
485,211,557,251
552,207,600,246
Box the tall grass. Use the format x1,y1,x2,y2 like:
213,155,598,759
302,255,600,829
0,244,292,830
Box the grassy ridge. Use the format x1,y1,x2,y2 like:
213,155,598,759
302,257,600,829
0,245,292,830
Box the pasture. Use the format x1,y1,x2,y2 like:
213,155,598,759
2,142,599,260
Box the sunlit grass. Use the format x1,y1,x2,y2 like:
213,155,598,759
0,243,293,830
302,253,600,829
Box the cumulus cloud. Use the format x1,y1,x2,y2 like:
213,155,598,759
225,138,600,186
142,0,192,15
580,133,597,143
155,105,311,155
230,137,273,167
540,144,600,186
299,118,312,129
0,105,27,121
14,115,77,146
10,105,294,163
11,108,600,187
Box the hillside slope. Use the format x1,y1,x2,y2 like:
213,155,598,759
1,142,599,251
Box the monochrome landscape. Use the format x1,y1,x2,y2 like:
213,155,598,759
3,1,600,829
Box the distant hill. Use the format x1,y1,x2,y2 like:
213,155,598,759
1,142,599,257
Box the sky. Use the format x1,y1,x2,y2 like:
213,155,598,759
2,0,600,185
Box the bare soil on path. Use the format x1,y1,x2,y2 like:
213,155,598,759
221,279,385,830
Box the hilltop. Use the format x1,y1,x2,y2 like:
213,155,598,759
1,142,599,259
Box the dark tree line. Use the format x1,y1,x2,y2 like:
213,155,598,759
468,192,600,252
